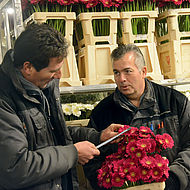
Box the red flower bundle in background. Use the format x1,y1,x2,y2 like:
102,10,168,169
97,125,174,189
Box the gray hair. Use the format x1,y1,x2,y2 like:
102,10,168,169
111,44,145,71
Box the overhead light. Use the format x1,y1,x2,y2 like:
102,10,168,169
6,8,14,14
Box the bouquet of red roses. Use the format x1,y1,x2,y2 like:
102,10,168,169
97,125,174,189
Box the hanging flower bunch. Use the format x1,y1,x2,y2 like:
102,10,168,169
97,125,174,189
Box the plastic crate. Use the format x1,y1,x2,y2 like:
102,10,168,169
75,12,120,48
156,8,190,79
119,10,163,81
135,43,163,81
24,12,82,86
156,8,190,43
78,44,117,85
24,12,75,44
120,10,158,44
157,40,190,79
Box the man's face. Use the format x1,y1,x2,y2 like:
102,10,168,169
23,57,64,89
113,52,147,101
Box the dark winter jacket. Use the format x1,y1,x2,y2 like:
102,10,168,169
0,50,101,190
84,79,190,190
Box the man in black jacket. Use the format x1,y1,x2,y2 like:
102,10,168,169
0,23,123,190
83,44,190,190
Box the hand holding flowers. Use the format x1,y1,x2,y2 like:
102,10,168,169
97,125,174,189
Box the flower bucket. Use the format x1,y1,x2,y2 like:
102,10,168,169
112,182,165,190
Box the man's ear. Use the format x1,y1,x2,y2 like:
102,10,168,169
21,62,33,76
142,66,147,78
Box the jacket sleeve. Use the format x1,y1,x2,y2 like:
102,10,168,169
169,98,190,190
0,100,78,189
67,125,101,145
82,118,118,190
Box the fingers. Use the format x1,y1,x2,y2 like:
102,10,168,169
100,124,124,142
110,123,124,131
79,148,98,165
91,146,100,156
74,141,100,165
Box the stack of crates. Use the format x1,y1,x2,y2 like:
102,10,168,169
120,10,164,82
156,8,190,80
75,12,120,85
24,12,82,86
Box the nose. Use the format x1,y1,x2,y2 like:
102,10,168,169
119,73,126,83
53,69,62,79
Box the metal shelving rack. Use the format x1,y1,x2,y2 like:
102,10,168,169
59,80,190,94
59,83,117,94
0,0,24,63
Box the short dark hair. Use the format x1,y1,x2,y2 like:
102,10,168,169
111,44,145,71
13,23,68,71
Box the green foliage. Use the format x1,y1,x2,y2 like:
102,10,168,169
60,92,110,104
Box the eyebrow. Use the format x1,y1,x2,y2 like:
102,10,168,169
50,67,62,73
113,67,132,71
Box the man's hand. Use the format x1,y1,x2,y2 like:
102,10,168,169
74,141,100,165
100,124,124,143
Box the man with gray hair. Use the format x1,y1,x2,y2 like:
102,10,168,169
83,44,190,190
